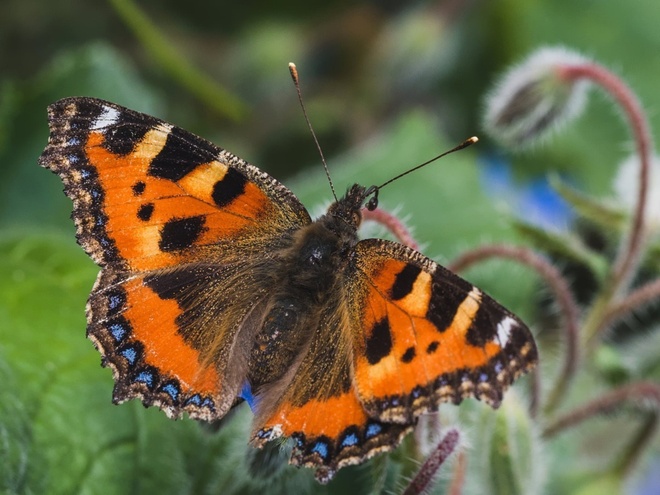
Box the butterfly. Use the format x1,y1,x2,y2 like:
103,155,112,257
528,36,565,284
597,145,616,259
39,97,538,483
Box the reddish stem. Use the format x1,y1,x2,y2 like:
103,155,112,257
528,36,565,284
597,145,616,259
602,278,660,329
362,207,419,250
542,381,660,438
558,63,652,296
449,244,580,413
403,428,460,495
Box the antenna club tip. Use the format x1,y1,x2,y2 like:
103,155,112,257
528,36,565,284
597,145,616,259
469,136,479,143
288,63,299,82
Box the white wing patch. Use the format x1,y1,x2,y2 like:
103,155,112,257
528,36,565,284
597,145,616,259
496,316,516,347
91,105,120,130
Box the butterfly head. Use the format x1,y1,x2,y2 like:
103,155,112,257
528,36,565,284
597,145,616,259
326,184,369,230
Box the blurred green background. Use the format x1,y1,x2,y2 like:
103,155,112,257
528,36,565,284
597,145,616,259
2,0,660,494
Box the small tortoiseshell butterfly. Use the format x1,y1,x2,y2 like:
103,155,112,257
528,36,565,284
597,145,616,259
40,97,538,483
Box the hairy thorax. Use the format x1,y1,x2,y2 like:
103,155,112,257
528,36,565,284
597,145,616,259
247,211,360,390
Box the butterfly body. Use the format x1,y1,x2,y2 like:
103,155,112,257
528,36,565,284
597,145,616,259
40,97,538,483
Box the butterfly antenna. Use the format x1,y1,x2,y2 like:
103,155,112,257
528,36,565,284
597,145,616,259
364,136,478,211
289,63,338,202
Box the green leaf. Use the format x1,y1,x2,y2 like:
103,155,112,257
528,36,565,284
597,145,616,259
470,391,543,495
549,174,627,231
513,219,609,281
0,42,163,232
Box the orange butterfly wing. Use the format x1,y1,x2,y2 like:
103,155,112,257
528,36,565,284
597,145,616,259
40,98,311,420
347,239,538,423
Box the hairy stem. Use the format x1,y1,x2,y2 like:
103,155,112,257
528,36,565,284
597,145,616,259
362,207,419,250
542,381,660,438
403,429,460,495
614,411,659,478
558,63,653,344
601,278,660,329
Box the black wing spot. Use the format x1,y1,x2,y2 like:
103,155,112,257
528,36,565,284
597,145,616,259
137,203,154,221
465,305,496,347
212,167,247,207
390,264,422,300
159,215,207,252
366,317,393,365
426,341,439,354
401,346,416,363
132,181,146,196
427,278,473,333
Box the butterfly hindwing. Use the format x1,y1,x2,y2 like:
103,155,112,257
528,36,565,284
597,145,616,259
250,306,413,483
348,239,538,423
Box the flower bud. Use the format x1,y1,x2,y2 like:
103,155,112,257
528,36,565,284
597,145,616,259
483,47,590,148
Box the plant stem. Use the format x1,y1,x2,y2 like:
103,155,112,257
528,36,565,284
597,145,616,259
614,411,659,478
542,381,660,438
558,63,653,344
107,0,248,121
362,207,419,250
403,429,460,495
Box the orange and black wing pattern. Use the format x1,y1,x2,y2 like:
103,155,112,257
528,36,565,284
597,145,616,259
347,239,538,423
39,97,310,420
251,305,413,484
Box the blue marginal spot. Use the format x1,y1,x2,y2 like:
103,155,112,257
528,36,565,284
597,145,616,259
108,293,123,311
365,422,382,439
311,441,329,460
134,370,154,388
340,432,359,448
479,372,489,383
200,397,215,412
109,322,127,342
185,394,202,406
120,346,137,364
161,382,179,401
238,381,257,412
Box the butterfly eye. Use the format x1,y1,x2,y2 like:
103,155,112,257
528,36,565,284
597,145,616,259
352,211,362,226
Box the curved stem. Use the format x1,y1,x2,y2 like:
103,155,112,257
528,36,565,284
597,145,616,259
449,244,580,413
362,207,419,250
601,278,660,329
542,381,660,438
614,412,658,477
558,63,653,344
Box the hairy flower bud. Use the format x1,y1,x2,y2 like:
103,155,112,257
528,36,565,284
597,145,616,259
483,47,590,148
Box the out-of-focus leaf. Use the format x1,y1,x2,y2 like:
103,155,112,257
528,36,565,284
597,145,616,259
513,219,609,281
0,42,162,232
549,174,627,231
